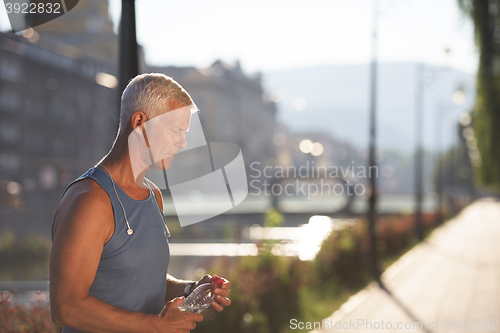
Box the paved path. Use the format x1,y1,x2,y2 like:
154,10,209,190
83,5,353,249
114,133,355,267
312,199,500,333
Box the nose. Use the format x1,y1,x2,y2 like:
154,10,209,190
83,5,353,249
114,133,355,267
177,133,187,150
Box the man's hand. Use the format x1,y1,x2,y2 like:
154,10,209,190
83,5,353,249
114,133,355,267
192,274,231,312
210,274,231,312
157,297,203,332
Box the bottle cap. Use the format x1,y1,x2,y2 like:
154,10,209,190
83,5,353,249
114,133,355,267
211,277,225,288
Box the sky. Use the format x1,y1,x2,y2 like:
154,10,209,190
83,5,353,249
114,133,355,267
107,0,478,75
0,0,478,74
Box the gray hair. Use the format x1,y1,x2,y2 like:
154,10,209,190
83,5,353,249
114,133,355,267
119,73,195,132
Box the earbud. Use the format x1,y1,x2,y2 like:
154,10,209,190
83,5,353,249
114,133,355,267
127,228,133,235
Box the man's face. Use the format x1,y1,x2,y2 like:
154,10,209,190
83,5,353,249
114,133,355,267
143,103,193,171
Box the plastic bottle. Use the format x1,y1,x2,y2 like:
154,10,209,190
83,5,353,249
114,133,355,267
178,277,225,313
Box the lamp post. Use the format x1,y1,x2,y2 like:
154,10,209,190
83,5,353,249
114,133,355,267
367,0,380,281
414,62,444,240
436,87,466,221
414,63,424,241
450,88,466,213
435,101,444,224
415,54,462,237
118,0,139,103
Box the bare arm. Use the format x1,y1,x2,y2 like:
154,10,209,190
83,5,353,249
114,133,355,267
165,275,231,312
50,180,202,333
151,185,231,313
165,275,194,302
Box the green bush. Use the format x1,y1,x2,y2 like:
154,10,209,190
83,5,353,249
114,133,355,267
0,212,439,332
314,224,371,290
196,213,438,333
0,232,51,281
194,250,309,333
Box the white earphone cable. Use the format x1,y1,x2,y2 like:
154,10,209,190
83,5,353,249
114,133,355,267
96,164,170,237
97,164,135,235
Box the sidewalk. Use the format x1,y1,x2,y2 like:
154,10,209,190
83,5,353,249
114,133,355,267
312,199,500,333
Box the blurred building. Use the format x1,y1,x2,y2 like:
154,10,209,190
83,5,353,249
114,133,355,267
275,129,361,170
0,29,278,237
276,130,334,169
148,60,278,178
26,0,119,70
1,0,279,236
0,31,118,237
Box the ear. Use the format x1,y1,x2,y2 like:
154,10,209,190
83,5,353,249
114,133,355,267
130,111,148,131
131,111,150,147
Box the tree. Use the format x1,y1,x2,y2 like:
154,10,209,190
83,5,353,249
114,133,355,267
458,0,500,191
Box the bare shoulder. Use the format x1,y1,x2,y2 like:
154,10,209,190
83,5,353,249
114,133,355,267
52,177,114,244
50,177,115,301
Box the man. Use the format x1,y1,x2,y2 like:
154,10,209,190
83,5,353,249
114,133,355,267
50,73,231,333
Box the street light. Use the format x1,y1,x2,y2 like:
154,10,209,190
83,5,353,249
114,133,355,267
118,0,139,112
453,89,466,106
436,86,466,222
451,88,466,213
414,63,424,241
414,62,448,240
367,0,380,281
415,52,463,237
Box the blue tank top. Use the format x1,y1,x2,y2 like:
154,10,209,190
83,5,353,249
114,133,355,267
52,166,170,333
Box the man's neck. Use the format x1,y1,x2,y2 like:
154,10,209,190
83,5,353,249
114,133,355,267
96,134,149,193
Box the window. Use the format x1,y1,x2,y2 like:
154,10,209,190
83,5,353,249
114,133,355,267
0,153,21,170
65,105,76,124
0,122,20,142
0,58,21,82
78,88,91,117
24,130,45,151
49,98,64,120
24,96,45,118
0,90,20,112
52,139,65,153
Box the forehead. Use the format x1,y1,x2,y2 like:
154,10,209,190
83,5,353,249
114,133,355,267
147,104,193,133
165,106,192,129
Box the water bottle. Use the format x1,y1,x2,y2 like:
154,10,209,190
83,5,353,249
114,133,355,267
178,277,224,313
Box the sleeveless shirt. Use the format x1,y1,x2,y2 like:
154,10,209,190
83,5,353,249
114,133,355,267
51,166,170,333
